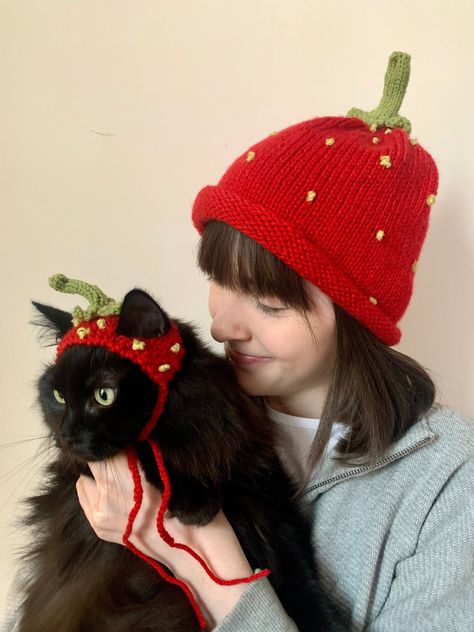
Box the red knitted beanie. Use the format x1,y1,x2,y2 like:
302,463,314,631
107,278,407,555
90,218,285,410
192,52,439,346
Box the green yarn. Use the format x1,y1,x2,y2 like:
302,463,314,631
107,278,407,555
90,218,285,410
49,274,121,325
347,51,412,134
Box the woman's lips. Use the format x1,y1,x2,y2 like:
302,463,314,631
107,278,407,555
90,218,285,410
225,344,272,367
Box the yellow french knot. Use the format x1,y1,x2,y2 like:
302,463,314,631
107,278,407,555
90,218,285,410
306,190,316,202
380,156,392,168
246,151,256,162
170,343,181,353
369,297,378,305
77,327,90,339
427,194,436,206
325,138,335,146
376,230,385,241
159,364,171,372
132,339,145,351
96,319,107,329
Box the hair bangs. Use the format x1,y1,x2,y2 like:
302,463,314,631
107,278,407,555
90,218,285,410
197,221,311,311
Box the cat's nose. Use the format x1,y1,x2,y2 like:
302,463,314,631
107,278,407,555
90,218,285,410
57,429,76,449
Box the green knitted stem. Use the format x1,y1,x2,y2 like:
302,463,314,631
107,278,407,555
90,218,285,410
346,51,412,134
49,274,121,325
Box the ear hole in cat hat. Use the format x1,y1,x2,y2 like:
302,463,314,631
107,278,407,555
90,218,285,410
49,274,269,629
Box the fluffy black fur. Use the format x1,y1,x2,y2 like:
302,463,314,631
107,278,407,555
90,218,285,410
18,289,345,631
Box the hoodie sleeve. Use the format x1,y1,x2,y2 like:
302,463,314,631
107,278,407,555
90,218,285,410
214,577,299,632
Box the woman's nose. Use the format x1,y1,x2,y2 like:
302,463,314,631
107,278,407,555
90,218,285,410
208,283,250,343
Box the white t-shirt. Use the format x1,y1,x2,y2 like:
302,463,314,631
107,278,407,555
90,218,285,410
265,402,347,481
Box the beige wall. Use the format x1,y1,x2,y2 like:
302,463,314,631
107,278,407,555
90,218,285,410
1,0,473,617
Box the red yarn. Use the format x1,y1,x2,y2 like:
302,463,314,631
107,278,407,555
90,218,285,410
192,116,439,346
123,446,207,630
123,438,270,628
148,438,270,585
57,316,185,388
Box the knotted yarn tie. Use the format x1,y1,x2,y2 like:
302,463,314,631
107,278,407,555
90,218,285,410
123,440,270,629
123,445,207,629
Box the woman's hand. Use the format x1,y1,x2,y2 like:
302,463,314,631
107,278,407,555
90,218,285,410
76,452,167,557
76,452,254,629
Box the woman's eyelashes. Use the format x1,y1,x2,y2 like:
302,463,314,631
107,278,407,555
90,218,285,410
254,298,290,316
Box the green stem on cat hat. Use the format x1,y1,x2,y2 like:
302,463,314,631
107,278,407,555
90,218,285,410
346,51,412,134
49,274,122,325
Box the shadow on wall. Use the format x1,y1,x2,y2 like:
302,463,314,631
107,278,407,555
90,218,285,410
400,187,473,416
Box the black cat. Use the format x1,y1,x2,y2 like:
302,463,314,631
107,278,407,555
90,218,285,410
17,287,344,631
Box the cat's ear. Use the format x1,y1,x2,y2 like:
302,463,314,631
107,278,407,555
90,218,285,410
116,289,170,339
31,301,73,345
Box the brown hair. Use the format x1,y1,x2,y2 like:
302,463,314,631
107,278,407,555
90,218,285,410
197,221,436,478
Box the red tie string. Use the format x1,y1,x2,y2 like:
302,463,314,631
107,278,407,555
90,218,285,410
123,442,270,629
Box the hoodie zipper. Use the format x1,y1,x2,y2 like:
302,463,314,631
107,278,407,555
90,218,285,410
302,435,433,497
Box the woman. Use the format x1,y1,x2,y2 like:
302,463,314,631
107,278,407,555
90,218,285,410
62,52,474,630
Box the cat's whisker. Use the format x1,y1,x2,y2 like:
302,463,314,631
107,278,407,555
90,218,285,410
9,447,53,500
0,435,50,450
109,457,128,511
0,442,52,484
0,442,53,509
102,459,109,513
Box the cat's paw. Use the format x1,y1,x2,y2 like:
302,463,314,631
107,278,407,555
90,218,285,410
167,500,220,526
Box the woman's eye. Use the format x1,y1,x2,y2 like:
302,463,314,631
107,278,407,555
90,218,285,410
255,299,289,316
53,389,66,405
93,387,117,407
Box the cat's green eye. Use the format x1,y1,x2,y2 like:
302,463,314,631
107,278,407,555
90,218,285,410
94,387,117,407
53,389,66,405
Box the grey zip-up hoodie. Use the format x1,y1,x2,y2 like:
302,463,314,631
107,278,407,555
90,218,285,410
2,407,473,631
214,406,473,631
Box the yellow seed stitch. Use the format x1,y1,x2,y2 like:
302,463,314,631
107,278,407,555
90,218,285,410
369,297,378,306
306,190,316,202
384,128,392,134
159,363,171,373
77,327,90,340
170,343,181,353
96,318,106,329
427,194,436,206
380,155,392,168
370,123,378,132
410,138,418,146
325,138,335,146
132,339,145,351
412,260,418,273
376,230,385,241
372,137,380,144
246,151,256,162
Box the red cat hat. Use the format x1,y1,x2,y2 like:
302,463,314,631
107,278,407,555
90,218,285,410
50,274,268,629
52,274,185,440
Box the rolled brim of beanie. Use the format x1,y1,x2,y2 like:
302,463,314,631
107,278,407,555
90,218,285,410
192,184,401,346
